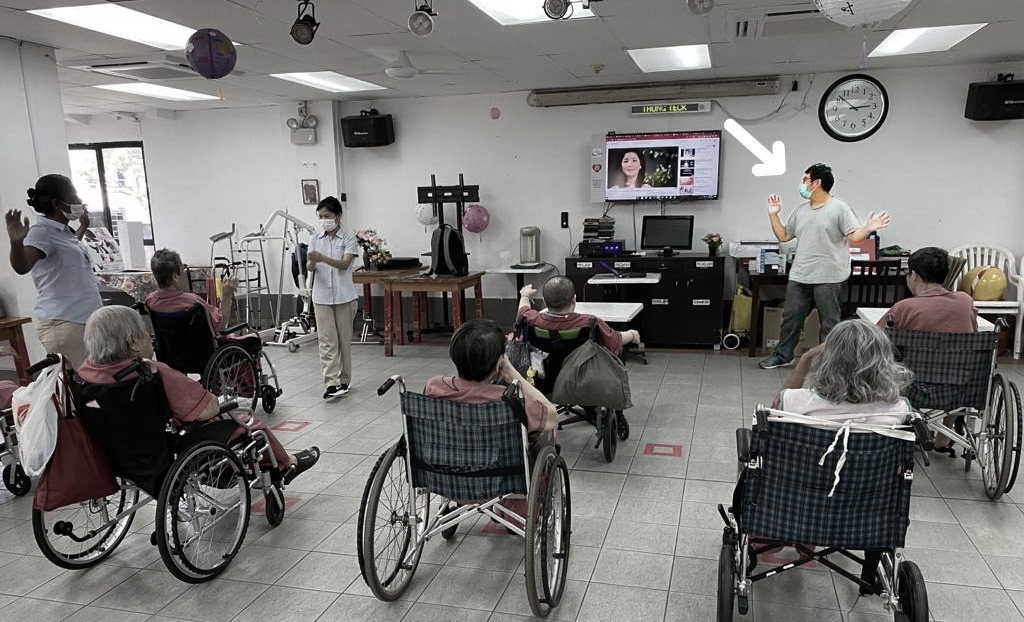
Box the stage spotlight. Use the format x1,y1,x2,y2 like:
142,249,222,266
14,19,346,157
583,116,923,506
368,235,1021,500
687,0,714,16
543,0,570,20
408,2,436,37
291,1,320,45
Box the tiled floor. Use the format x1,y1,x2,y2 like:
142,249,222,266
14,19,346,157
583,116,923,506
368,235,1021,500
4,341,1024,622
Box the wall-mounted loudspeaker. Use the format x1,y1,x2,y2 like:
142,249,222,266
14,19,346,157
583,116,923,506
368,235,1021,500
965,81,1024,121
340,112,396,147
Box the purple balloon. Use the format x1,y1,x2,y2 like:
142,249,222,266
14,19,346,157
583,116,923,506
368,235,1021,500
186,28,237,79
463,204,490,233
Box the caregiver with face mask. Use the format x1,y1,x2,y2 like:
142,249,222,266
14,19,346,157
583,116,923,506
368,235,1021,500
758,163,891,370
306,195,360,399
5,173,102,367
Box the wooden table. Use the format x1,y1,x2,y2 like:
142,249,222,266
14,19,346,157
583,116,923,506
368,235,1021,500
383,271,485,356
0,317,32,385
353,268,422,346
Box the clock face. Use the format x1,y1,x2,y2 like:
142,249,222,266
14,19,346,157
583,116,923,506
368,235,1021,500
818,74,888,142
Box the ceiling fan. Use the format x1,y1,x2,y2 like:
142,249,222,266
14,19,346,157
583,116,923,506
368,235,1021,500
384,50,462,79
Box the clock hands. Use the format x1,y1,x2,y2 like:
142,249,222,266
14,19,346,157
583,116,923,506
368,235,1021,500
837,95,863,111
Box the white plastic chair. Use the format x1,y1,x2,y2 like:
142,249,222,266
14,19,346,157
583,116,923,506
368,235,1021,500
949,245,1023,359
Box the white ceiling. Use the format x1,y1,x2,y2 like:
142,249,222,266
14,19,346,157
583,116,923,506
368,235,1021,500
1,0,1022,116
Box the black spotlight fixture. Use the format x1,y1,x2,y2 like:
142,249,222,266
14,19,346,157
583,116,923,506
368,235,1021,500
408,1,436,37
543,0,570,20
291,0,320,45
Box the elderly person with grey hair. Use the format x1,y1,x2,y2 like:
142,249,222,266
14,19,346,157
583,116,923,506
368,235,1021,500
776,318,913,425
77,306,319,485
146,248,237,332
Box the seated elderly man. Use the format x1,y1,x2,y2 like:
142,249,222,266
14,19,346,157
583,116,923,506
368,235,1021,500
77,306,319,484
146,248,238,333
516,276,640,356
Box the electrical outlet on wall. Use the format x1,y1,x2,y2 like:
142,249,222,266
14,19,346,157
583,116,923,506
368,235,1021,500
560,211,569,228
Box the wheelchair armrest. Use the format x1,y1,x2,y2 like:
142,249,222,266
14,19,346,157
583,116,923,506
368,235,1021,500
221,322,249,335
736,428,752,462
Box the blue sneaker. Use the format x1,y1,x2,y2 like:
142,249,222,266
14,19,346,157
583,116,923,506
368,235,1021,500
758,353,792,369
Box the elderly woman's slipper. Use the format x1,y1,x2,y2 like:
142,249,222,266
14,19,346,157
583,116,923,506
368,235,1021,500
282,446,321,485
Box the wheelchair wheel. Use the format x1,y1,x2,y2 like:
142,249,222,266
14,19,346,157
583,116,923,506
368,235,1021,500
601,408,617,463
981,374,1016,499
895,560,928,622
261,385,277,414
155,441,250,582
1003,381,1023,494
202,344,258,411
32,478,138,569
717,543,735,622
525,445,571,618
616,412,630,441
3,463,31,496
265,484,285,527
358,440,427,601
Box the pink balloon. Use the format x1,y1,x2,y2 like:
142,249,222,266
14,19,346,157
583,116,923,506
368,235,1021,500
489,107,501,120
463,204,490,233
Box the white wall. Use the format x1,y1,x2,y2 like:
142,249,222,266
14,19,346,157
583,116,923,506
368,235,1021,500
65,61,1024,302
0,39,72,361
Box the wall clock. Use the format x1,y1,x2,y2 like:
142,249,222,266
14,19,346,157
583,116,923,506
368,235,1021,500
818,74,889,142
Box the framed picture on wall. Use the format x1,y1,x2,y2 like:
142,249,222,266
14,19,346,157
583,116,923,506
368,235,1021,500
301,179,320,205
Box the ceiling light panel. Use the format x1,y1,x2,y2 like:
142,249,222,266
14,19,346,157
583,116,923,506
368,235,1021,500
28,4,197,50
628,45,712,72
94,83,218,101
869,23,987,57
466,0,595,25
270,71,386,93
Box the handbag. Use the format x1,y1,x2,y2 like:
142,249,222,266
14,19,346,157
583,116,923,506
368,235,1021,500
506,317,548,384
34,412,119,512
11,355,68,476
551,318,633,410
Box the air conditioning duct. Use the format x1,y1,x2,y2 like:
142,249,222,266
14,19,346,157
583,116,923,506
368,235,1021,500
528,77,780,107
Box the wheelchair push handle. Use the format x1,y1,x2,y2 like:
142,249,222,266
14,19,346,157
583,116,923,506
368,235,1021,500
377,375,405,396
113,358,148,381
26,353,61,376
218,400,239,414
911,416,933,452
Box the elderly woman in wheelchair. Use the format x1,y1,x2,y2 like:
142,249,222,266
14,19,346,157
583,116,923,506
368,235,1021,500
357,319,571,617
143,247,282,413
718,319,931,622
31,306,319,582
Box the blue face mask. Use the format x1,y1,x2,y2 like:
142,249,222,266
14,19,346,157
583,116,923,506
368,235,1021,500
798,183,813,200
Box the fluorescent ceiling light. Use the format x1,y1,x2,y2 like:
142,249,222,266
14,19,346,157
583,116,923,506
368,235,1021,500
465,0,595,25
28,4,196,50
94,83,218,101
270,71,386,93
628,45,712,72
869,23,987,57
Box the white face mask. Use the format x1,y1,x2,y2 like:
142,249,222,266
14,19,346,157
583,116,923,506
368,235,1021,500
320,218,338,232
62,202,86,219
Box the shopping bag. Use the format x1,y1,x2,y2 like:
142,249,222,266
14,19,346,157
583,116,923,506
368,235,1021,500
34,415,119,512
551,321,632,410
506,317,547,383
729,285,752,334
11,356,69,476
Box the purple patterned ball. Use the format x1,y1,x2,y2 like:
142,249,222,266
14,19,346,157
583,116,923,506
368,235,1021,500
185,29,237,79
463,204,490,233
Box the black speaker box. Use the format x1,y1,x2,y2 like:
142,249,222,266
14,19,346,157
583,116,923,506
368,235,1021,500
340,113,395,147
965,81,1024,121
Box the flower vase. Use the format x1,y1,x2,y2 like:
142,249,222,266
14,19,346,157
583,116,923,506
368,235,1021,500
363,251,380,271
707,244,720,257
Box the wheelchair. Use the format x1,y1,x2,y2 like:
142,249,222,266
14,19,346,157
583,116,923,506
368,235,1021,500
516,316,630,462
1,402,31,496
29,354,288,582
356,376,572,617
886,322,1022,499
718,406,931,622
140,302,282,413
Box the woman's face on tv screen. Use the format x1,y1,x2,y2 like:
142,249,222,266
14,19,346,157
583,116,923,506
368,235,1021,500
621,152,642,177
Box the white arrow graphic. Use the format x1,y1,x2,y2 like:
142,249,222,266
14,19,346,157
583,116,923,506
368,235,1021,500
723,118,786,177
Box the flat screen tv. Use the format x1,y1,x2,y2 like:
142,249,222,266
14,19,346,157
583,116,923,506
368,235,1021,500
604,130,721,202
641,215,694,251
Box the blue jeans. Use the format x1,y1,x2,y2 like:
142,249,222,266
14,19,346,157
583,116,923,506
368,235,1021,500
774,280,844,361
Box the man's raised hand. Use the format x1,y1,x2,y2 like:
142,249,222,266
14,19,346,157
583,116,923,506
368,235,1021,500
767,194,782,216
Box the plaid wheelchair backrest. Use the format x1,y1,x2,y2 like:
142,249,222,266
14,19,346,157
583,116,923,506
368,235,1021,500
886,327,997,412
743,419,915,550
400,391,529,501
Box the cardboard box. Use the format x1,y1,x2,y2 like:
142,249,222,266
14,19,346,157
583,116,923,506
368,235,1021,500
763,305,785,348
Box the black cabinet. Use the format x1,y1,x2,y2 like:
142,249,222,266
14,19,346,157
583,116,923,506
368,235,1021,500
564,255,725,346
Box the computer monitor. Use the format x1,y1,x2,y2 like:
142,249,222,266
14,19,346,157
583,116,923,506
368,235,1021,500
640,215,694,251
